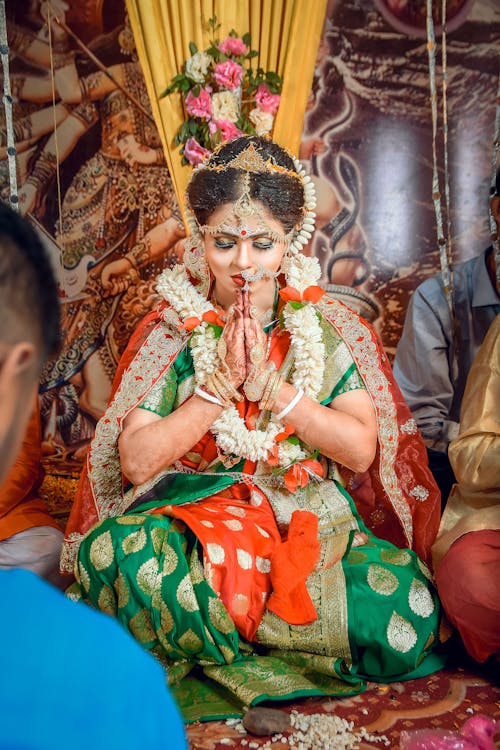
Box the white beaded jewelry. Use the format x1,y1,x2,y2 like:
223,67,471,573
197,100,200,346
275,388,304,421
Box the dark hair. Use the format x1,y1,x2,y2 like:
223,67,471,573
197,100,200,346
0,202,60,362
186,136,305,233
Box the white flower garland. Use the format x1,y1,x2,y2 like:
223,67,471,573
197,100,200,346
157,265,218,385
190,324,219,384
277,440,306,465
156,253,325,465
156,265,212,320
282,253,321,294
283,303,325,397
212,407,283,462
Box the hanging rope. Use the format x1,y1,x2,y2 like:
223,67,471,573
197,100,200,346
489,71,500,288
0,0,19,209
45,1,68,296
440,0,453,293
426,0,453,311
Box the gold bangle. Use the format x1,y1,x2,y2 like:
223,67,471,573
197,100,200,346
259,370,276,409
126,241,151,270
204,376,230,407
206,373,241,407
268,373,284,411
212,371,243,403
260,372,283,412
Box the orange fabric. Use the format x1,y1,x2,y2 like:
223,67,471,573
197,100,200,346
0,403,60,540
64,307,177,546
158,486,282,641
267,509,320,625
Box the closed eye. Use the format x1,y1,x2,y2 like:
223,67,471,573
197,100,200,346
214,238,236,249
253,240,273,250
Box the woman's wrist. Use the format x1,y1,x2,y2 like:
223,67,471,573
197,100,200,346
271,381,305,421
125,241,151,271
192,388,225,412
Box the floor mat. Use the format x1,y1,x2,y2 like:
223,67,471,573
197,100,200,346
184,664,499,748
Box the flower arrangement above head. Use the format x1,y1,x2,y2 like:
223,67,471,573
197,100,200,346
160,16,283,166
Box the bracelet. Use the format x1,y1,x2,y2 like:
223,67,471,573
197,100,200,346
259,371,283,412
194,386,224,407
126,241,152,271
208,371,243,404
26,151,57,191
275,388,304,421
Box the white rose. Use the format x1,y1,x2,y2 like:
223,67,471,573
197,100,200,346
185,51,211,83
249,107,274,136
211,91,240,123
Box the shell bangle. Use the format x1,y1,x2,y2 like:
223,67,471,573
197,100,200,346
275,388,304,421
194,386,224,407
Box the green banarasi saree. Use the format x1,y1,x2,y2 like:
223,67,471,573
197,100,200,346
67,310,444,722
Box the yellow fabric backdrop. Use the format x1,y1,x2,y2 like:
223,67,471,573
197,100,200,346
126,0,327,222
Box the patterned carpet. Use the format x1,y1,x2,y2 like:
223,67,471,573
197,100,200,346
40,469,499,749
185,664,499,749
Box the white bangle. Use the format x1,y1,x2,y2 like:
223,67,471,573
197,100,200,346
275,388,304,421
194,386,224,407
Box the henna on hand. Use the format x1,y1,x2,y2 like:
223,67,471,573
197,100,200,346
241,289,277,402
221,289,247,388
242,289,268,366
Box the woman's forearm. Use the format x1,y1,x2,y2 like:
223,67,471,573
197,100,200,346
119,395,224,485
271,382,377,473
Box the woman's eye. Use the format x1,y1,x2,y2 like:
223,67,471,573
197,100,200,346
253,240,273,251
214,238,235,249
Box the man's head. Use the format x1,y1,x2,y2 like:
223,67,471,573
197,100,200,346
0,202,60,482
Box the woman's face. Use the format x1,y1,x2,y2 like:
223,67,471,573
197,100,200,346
203,201,287,303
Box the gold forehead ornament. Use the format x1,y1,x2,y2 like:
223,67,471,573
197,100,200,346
184,141,317,292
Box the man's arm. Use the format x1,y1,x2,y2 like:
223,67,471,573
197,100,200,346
448,316,500,491
393,279,458,451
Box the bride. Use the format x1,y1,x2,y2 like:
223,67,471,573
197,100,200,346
62,135,443,718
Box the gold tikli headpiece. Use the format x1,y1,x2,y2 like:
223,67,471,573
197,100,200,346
184,140,317,293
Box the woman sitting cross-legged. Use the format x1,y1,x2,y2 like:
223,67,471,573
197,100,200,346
62,136,444,718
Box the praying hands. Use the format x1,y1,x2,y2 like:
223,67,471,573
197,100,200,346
220,288,270,393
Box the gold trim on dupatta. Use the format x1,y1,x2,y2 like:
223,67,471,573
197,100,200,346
318,296,414,549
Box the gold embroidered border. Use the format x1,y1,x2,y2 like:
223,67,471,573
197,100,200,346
88,315,186,522
318,296,413,548
60,531,85,574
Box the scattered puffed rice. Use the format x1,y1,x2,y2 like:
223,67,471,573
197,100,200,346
246,710,389,750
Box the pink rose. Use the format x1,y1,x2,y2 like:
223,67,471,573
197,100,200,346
183,137,211,166
210,120,242,142
218,36,248,57
185,87,212,120
255,83,281,114
214,60,244,90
